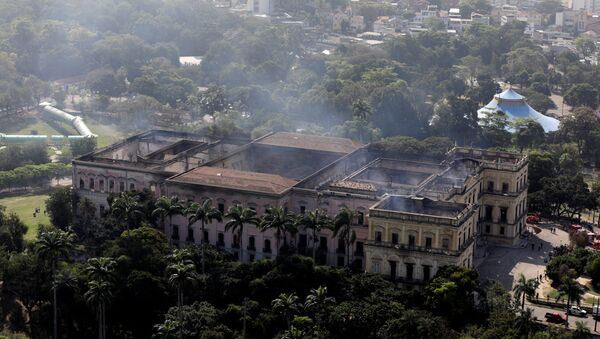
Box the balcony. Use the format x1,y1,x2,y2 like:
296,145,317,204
366,238,473,257
247,245,256,251
263,247,272,253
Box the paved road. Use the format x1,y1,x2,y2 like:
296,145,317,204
526,300,599,331
478,223,600,332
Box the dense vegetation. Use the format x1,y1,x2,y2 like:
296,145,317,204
0,190,585,338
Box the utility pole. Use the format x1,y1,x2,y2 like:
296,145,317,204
595,297,598,332
242,297,247,339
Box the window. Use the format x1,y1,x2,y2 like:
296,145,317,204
485,224,491,233
79,178,85,189
217,233,225,246
99,179,104,192
109,180,114,191
299,234,307,248
203,230,209,243
391,233,399,244
423,265,431,281
408,234,416,247
187,228,194,242
119,181,125,192
248,236,256,250
218,203,225,214
356,211,364,225
372,261,381,273
264,239,272,253
99,205,105,215
89,178,95,190
485,205,493,221
337,256,345,267
425,237,432,249
355,241,364,256
487,181,494,192
375,231,382,243
129,183,135,191
337,238,345,253
319,236,327,250
502,183,509,194
300,205,306,214
232,234,239,248
172,225,179,241
500,207,508,223
442,238,449,249
405,263,414,280
500,226,505,235
249,254,255,262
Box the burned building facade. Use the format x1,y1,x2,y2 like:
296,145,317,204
73,130,528,283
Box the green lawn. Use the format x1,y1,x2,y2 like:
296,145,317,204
8,118,77,136
0,194,50,241
82,117,130,148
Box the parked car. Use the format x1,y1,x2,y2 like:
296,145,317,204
567,306,587,317
527,214,541,223
545,312,567,323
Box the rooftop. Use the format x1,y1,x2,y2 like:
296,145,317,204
168,167,298,195
374,195,468,218
256,132,364,154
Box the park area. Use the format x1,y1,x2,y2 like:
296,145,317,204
0,193,49,241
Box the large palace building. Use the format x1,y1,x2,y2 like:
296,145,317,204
73,130,528,283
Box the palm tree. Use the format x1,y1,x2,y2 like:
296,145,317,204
225,205,259,261
152,196,184,242
85,257,116,339
304,286,335,327
86,257,117,282
85,279,113,339
514,307,535,336
272,292,299,330
300,210,332,262
333,208,357,266
559,274,586,324
512,273,539,309
36,230,75,339
153,319,179,339
573,320,591,339
261,206,295,253
186,198,222,274
111,192,145,229
167,258,198,339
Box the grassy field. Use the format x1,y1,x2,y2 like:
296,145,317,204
8,118,76,136
0,194,50,241
83,117,129,148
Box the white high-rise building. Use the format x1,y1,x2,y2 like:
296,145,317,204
247,0,274,15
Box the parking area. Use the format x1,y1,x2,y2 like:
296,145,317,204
477,222,600,330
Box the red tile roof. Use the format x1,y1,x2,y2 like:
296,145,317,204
169,167,298,194
256,132,363,154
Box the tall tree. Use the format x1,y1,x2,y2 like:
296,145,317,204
110,192,145,230
260,206,295,253
84,257,115,339
186,198,222,274
299,209,332,262
36,230,75,339
225,205,259,261
272,292,299,330
166,258,198,339
512,273,539,309
333,208,357,266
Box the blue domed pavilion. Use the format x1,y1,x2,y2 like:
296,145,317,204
477,87,560,132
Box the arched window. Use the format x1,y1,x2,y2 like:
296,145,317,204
79,178,85,189
264,239,272,253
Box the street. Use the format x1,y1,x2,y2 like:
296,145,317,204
477,222,600,331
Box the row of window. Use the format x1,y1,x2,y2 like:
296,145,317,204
79,177,136,192
173,226,367,257
371,261,433,281
484,205,508,223
374,231,451,250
